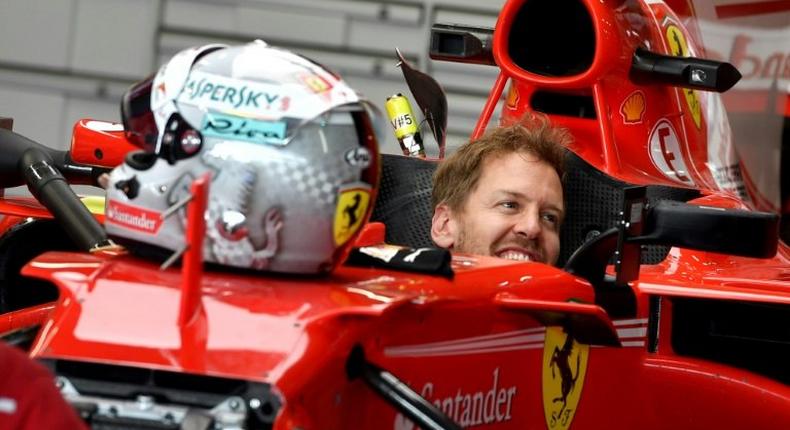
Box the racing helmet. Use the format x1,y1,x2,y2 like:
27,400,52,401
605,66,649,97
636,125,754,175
108,41,380,274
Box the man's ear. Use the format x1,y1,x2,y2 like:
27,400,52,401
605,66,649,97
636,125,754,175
431,203,457,249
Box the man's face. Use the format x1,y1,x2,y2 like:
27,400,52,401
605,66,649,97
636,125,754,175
432,151,564,265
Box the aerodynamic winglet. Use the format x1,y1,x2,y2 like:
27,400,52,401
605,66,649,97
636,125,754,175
493,294,621,347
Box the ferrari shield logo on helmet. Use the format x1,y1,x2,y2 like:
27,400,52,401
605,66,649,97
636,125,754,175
542,326,589,430
333,184,371,246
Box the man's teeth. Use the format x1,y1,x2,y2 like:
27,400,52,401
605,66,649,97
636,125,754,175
499,251,531,262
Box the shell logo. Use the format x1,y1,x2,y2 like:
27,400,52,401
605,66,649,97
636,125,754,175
620,91,646,124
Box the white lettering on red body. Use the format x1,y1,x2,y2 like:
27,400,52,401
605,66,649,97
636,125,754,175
394,368,517,429
105,201,163,234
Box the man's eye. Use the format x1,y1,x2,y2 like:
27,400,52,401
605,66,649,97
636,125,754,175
499,201,518,210
542,213,560,226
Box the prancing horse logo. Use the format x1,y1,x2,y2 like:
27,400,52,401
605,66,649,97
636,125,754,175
333,185,371,246
343,193,362,229
542,327,589,430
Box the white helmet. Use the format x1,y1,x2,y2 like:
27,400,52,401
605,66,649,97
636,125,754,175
109,41,380,274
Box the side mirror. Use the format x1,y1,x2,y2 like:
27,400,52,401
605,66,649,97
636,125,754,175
564,187,779,317
630,48,742,93
636,200,778,258
429,23,496,66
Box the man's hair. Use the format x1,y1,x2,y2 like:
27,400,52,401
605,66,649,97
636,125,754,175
432,113,571,211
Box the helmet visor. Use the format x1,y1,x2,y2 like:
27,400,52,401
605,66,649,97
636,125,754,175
121,76,159,152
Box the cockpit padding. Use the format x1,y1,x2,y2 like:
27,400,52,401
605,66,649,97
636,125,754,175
559,153,700,266
371,154,437,248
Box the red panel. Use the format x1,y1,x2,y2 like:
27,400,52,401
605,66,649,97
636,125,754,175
0,303,54,334
69,119,137,168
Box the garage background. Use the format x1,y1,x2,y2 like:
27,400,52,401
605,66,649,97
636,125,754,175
0,0,786,226
0,0,506,157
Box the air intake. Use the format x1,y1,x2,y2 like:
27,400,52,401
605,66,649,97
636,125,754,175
507,0,595,77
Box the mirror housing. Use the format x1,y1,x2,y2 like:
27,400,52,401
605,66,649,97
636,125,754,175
635,200,778,258
429,23,496,66
564,188,779,317
630,48,742,92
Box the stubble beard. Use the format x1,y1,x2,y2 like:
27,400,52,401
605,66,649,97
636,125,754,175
453,219,493,257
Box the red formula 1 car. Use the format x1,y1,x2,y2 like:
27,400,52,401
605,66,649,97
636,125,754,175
0,0,789,429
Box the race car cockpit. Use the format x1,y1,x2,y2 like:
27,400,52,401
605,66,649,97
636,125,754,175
371,145,701,268
0,1,787,429
370,0,780,322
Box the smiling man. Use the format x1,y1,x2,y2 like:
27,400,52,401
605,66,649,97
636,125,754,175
430,114,570,265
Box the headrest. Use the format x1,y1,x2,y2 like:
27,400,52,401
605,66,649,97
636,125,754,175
371,154,437,248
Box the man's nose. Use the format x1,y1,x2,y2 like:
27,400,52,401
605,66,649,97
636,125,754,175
513,208,541,239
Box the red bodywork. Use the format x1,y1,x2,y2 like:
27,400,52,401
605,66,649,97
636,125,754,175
491,0,763,206
16,242,790,429
0,0,788,429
